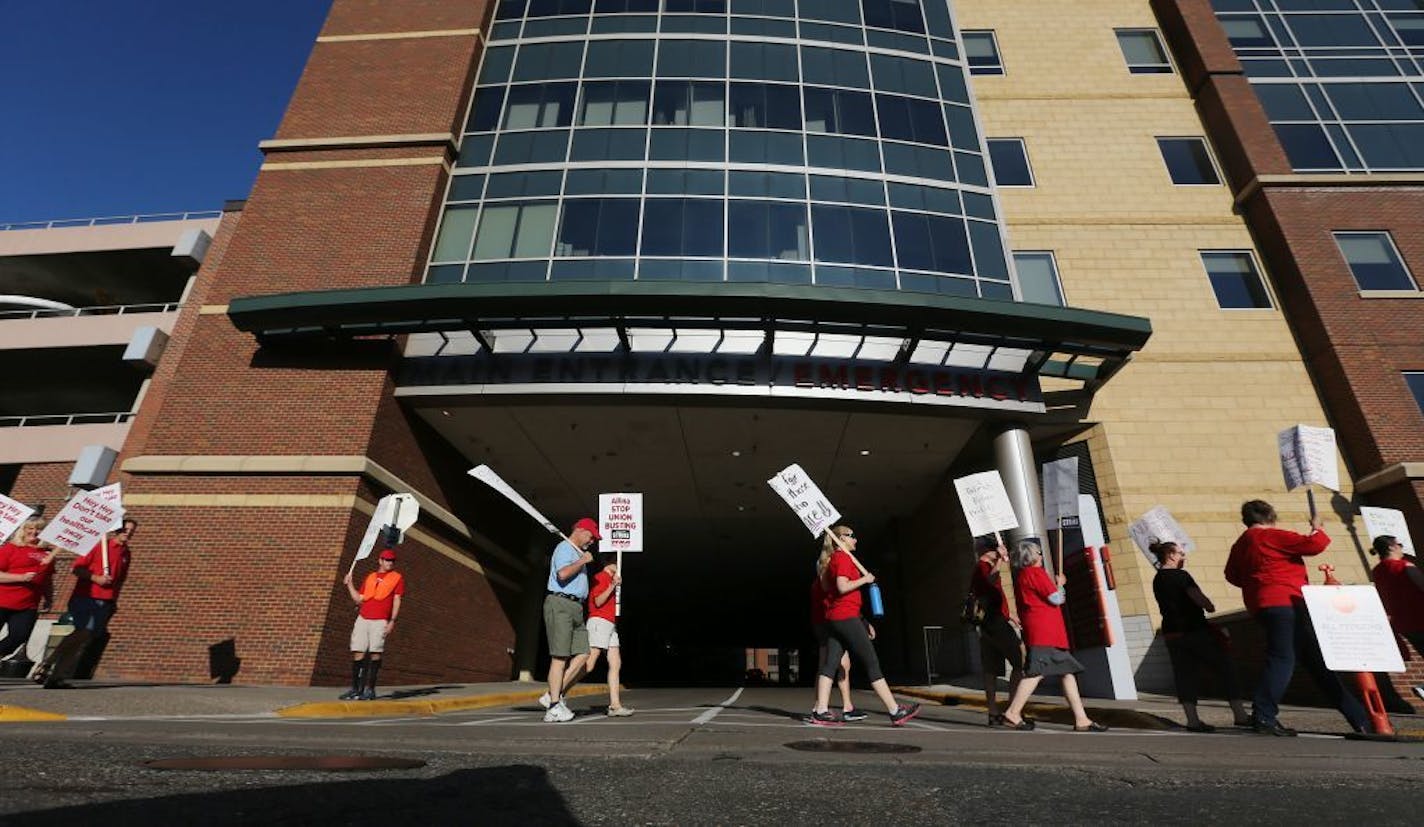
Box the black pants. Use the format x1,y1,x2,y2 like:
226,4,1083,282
0,608,38,660
820,618,883,684
1165,627,1242,704
1253,604,1367,730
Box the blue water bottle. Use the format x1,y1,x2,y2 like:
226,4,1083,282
866,583,885,617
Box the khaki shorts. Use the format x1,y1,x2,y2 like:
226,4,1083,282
544,593,589,658
587,616,620,650
350,616,388,653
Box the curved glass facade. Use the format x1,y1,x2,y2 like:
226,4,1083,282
425,0,1019,300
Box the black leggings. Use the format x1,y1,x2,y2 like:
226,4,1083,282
819,618,883,684
0,608,38,660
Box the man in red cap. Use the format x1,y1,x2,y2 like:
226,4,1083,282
539,517,599,722
340,548,404,700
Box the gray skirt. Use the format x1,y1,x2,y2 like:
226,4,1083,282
1024,645,1084,677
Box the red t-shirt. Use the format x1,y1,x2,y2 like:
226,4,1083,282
1373,558,1424,634
358,571,405,620
971,558,1011,620
821,551,863,622
810,578,826,626
71,540,130,601
0,542,54,611
588,570,617,622
1224,526,1330,612
1014,565,1069,649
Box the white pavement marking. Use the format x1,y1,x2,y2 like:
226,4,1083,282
691,687,744,725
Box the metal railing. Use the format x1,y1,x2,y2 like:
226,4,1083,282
0,302,181,321
0,211,220,232
0,412,135,428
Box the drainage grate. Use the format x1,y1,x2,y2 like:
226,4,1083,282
142,756,427,772
783,740,921,754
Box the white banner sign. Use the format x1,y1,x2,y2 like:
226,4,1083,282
354,493,419,562
953,471,1019,538
1301,585,1406,673
1041,457,1080,526
0,493,35,544
1278,424,1340,493
39,488,125,555
599,493,644,553
1359,507,1415,557
767,464,841,538
1128,506,1195,565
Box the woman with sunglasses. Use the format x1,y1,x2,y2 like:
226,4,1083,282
0,517,57,661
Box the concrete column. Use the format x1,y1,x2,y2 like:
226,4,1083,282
512,530,551,682
993,424,1045,546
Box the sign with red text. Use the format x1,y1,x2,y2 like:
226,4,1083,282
599,493,644,553
953,471,1019,538
39,484,125,555
767,464,841,538
0,493,35,544
1301,585,1405,673
1279,424,1340,492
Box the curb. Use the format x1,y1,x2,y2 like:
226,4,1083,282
277,684,609,719
0,704,68,723
892,687,1174,731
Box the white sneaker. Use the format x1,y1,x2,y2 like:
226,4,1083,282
543,701,574,723
606,706,634,717
538,692,552,709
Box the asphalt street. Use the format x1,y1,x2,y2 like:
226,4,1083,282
1,686,1419,825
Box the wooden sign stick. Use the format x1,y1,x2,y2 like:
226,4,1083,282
102,533,111,578
1055,519,1065,575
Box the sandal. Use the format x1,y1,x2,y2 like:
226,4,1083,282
1001,716,1035,731
1074,721,1109,733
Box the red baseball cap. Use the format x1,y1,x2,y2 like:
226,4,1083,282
379,549,397,560
574,517,601,540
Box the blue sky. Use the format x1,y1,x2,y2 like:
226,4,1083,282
0,1,333,224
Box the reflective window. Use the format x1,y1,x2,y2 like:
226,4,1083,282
811,205,893,266
729,130,805,164
729,83,801,129
1157,137,1221,184
1335,232,1418,291
861,0,925,34
569,128,648,160
565,168,643,194
810,175,885,206
665,0,726,11
527,0,592,16
648,168,724,195
728,201,810,260
1407,372,1424,417
1274,123,1341,170
504,83,577,129
432,206,479,262
799,0,861,25
657,40,727,77
557,198,640,256
653,81,726,125
493,130,571,164
892,211,971,274
596,0,659,10
801,47,871,88
467,88,506,132
1201,251,1273,309
962,31,1003,75
584,40,656,77
806,134,882,171
1013,252,1065,306
1116,29,1173,74
986,138,1033,186
578,80,651,125
649,128,725,160
729,0,793,16
512,42,586,81
876,94,948,145
869,53,938,97
729,170,805,198
472,202,559,259
641,199,725,256
804,87,876,136
729,41,799,81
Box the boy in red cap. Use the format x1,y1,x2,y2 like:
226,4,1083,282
340,548,404,700
539,517,599,722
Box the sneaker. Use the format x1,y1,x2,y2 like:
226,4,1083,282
841,708,868,722
359,689,376,701
889,703,922,726
538,692,552,710
544,701,575,723
338,689,360,700
805,710,844,727
606,706,635,717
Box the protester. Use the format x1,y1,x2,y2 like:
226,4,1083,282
1150,540,1250,732
998,539,1107,732
340,548,404,700
970,536,1024,726
580,555,633,716
1370,535,1424,657
539,518,599,723
68,518,136,634
0,517,57,661
1223,499,1369,735
810,573,865,722
807,524,920,727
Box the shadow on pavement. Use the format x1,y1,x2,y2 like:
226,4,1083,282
382,685,464,700
6,766,580,826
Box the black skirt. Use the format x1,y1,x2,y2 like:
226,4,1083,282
1024,645,1084,677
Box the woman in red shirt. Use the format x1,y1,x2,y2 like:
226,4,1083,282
1370,534,1424,657
809,574,862,721
807,525,920,727
999,539,1106,732
0,517,57,660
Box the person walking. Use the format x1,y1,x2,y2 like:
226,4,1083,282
583,555,633,717
340,548,404,700
68,518,136,634
970,536,1024,726
539,518,599,723
807,524,920,727
998,539,1106,732
0,517,57,662
1223,499,1369,735
1150,540,1250,732
810,573,865,722
1370,534,1424,659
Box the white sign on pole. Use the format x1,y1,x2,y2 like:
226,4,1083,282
1128,506,1195,565
1301,585,1406,673
953,471,1019,538
0,493,35,544
1041,457,1080,526
766,464,841,537
354,493,420,564
39,489,125,555
1278,424,1340,493
1359,507,1416,557
599,493,644,553
92,482,125,531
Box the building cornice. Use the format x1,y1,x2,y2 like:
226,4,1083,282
1354,462,1424,495
1235,173,1424,207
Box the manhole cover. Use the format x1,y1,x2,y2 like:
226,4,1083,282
142,756,427,772
784,740,922,754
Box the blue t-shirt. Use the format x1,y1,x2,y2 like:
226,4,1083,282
546,541,588,598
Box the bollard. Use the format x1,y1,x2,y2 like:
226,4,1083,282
1318,564,1394,736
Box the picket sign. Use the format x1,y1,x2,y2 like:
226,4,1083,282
1359,507,1415,557
39,484,125,556
0,493,35,545
1041,457,1079,572
599,493,644,617
1301,585,1405,673
348,493,420,577
1128,506,1195,567
766,464,870,578
1279,424,1340,519
953,471,1019,540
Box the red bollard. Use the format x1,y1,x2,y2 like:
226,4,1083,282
1318,564,1394,736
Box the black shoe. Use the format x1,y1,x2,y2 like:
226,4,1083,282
987,713,1007,727
338,689,360,700
841,708,868,722
1252,720,1297,737
1184,722,1216,733
805,710,844,727
889,703,921,726
1001,715,1035,731
359,689,377,701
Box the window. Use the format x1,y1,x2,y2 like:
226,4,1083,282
1013,252,1065,306
800,47,871,88
652,81,726,126
578,81,650,125
1201,251,1273,308
1157,138,1221,185
728,201,810,260
512,42,585,81
431,207,479,262
729,42,799,82
1335,232,1418,291
472,202,559,259
504,83,577,129
962,31,1003,75
892,211,972,275
1406,372,1424,417
556,199,640,256
583,40,656,77
811,205,894,267
729,83,801,129
875,94,947,145
869,54,938,97
986,138,1034,186
466,88,506,132
640,199,725,256
803,88,876,136
1116,29,1173,74
657,40,727,77
861,0,925,34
